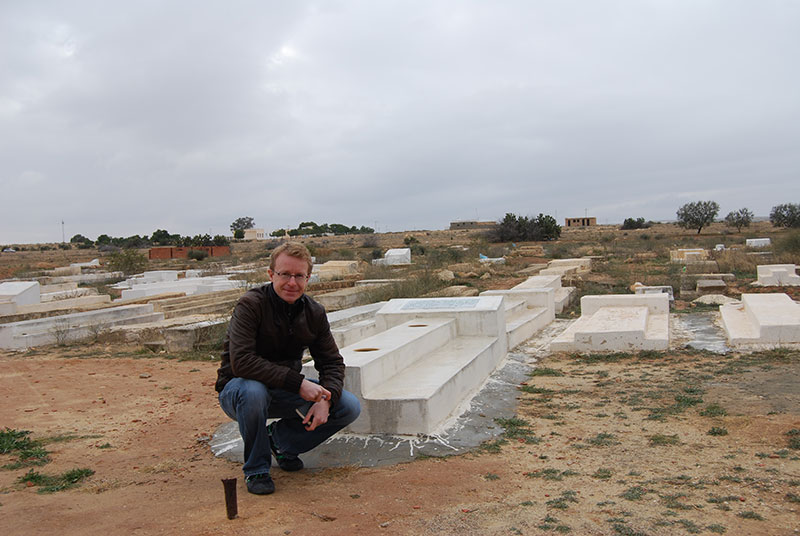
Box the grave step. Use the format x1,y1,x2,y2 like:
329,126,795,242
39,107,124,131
331,318,379,349
720,302,761,344
337,318,457,395
506,307,552,349
355,335,499,435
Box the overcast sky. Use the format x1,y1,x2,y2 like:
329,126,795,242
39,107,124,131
1,1,798,244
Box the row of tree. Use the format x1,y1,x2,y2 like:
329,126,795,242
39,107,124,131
270,221,375,238
488,213,561,242
672,201,800,234
69,230,230,249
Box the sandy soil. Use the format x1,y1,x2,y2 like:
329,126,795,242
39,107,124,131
1,340,798,536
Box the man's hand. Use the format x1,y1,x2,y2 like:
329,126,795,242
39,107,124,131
303,399,330,431
299,379,331,403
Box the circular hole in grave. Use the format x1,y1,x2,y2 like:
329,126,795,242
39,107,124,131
408,324,428,327
353,347,379,352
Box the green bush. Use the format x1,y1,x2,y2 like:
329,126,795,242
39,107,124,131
187,249,208,261
106,249,148,275
775,232,800,256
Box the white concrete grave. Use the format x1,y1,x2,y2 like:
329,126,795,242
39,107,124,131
0,304,164,350
302,296,508,435
631,282,674,301
670,249,709,263
746,238,771,248
0,281,40,307
512,274,576,313
720,293,800,347
754,265,800,287
550,294,669,353
541,258,592,275
316,260,360,281
372,248,412,266
481,286,555,348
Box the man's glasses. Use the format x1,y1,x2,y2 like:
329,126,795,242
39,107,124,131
273,272,309,282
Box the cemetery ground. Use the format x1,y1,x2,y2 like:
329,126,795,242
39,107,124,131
2,222,800,535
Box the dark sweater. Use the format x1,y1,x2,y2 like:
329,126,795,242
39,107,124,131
215,284,345,405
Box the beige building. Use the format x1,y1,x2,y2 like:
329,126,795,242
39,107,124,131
564,217,596,228
449,220,496,230
243,228,266,240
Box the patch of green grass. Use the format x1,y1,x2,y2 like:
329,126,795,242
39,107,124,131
660,493,692,510
620,486,649,501
786,493,800,503
546,490,579,509
530,367,565,377
519,385,556,395
706,494,740,504
484,472,499,480
787,429,800,450
592,468,613,479
525,468,579,481
495,417,541,444
610,523,650,536
648,434,680,446
700,403,728,417
707,427,728,436
478,438,508,453
706,524,726,534
17,468,94,493
0,428,50,469
676,519,702,534
736,511,764,521
587,432,620,447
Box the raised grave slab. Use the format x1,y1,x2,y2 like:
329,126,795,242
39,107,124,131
720,293,800,347
550,294,669,353
755,264,800,287
0,281,41,307
303,296,507,435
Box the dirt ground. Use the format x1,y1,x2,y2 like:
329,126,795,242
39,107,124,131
1,339,798,536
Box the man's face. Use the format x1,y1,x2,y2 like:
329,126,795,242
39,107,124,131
268,253,309,304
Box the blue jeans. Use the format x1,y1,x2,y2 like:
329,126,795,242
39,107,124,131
218,377,361,477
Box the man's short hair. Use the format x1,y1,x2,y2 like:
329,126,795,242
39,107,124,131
269,242,313,274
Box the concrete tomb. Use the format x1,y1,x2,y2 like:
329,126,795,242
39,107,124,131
670,249,709,263
550,294,669,353
745,238,771,248
0,281,40,307
720,293,800,347
631,282,674,302
303,296,508,435
316,260,360,280
372,248,412,266
480,286,555,349
512,274,576,313
754,264,800,287
539,258,591,277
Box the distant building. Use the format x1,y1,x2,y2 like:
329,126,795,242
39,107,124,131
564,217,597,228
449,220,496,230
244,228,266,240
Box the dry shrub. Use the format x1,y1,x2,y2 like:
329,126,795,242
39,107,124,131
714,250,759,276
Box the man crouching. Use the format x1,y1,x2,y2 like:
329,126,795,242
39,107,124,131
215,242,360,494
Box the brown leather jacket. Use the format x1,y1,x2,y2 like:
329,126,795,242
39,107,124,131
215,284,345,405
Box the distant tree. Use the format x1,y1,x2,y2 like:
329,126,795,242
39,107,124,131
620,217,649,230
233,229,245,240
770,203,800,228
230,217,255,234
676,200,719,234
150,229,173,246
270,229,286,237
724,208,754,232
212,235,230,246
69,234,94,247
95,234,112,246
488,212,560,242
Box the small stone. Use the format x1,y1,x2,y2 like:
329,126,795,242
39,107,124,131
139,373,152,379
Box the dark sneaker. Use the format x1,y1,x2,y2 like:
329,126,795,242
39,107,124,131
245,473,275,495
268,422,304,471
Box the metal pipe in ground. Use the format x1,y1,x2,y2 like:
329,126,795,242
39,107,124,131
222,478,238,519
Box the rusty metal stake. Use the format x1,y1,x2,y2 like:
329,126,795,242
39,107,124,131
222,478,238,519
